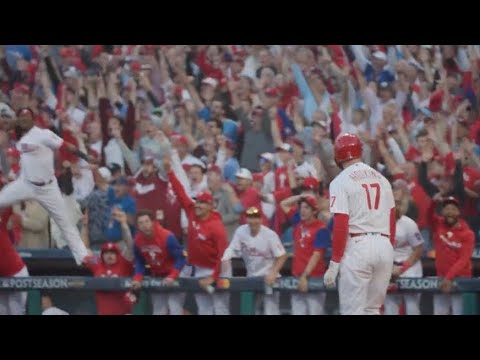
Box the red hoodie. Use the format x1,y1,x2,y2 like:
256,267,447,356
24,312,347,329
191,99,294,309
431,211,474,280
168,171,228,279
134,222,185,279
83,244,134,315
0,208,24,276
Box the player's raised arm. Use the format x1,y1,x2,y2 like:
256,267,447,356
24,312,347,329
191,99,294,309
164,156,195,212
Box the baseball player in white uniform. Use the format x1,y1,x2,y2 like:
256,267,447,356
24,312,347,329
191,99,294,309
0,108,93,264
324,133,396,315
222,206,288,315
384,205,424,315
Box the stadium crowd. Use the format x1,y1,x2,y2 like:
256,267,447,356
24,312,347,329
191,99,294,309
0,45,478,315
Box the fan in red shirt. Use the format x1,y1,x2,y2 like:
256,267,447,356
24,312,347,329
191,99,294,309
132,156,183,240
164,157,230,315
0,206,28,315
430,197,474,315
281,194,330,315
82,209,135,315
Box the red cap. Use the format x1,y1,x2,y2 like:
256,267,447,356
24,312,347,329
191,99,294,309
14,83,30,95
300,195,318,211
207,164,222,175
442,196,460,208
100,242,121,254
130,61,141,73
6,147,20,159
303,177,319,190
172,135,189,146
194,191,214,204
265,87,281,97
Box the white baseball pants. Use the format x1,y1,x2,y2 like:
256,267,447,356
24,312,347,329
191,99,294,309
384,262,422,315
151,293,186,315
339,234,394,315
384,294,421,315
0,178,88,264
0,266,29,315
255,292,280,315
433,294,463,315
192,263,231,315
291,292,326,315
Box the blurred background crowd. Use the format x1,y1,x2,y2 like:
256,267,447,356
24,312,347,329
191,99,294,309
1,45,479,253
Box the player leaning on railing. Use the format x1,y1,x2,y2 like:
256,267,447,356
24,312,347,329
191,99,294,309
429,197,474,315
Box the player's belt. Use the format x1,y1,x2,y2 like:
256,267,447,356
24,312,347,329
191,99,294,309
29,179,53,187
350,233,389,239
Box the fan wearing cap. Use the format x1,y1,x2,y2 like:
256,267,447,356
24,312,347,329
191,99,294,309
258,152,275,194
324,133,396,315
183,157,209,198
222,206,287,315
280,194,330,315
226,168,267,226
132,156,183,240
0,205,28,315
83,208,136,315
165,158,229,315
0,107,94,265
350,45,395,85
428,197,474,315
131,210,186,315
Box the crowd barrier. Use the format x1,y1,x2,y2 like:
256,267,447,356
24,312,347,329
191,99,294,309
2,276,479,315
1,276,480,293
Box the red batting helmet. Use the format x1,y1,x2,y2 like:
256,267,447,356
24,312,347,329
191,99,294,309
334,133,362,165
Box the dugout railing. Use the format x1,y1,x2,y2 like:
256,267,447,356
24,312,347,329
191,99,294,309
11,248,480,315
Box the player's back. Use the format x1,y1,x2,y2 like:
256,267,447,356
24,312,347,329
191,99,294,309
330,162,394,235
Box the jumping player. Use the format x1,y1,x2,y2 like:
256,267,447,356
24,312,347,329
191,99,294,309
0,108,94,264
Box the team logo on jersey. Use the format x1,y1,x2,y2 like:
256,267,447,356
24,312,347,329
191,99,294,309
439,233,462,249
19,143,38,153
240,242,271,258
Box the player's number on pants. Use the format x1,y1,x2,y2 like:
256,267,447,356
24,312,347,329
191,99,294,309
361,183,380,210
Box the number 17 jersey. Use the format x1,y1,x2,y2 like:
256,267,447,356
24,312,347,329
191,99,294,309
329,162,395,235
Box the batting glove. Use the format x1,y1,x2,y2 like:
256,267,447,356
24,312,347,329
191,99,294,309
324,261,340,288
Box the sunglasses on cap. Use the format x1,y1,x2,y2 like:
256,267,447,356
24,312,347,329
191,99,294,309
245,207,261,217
